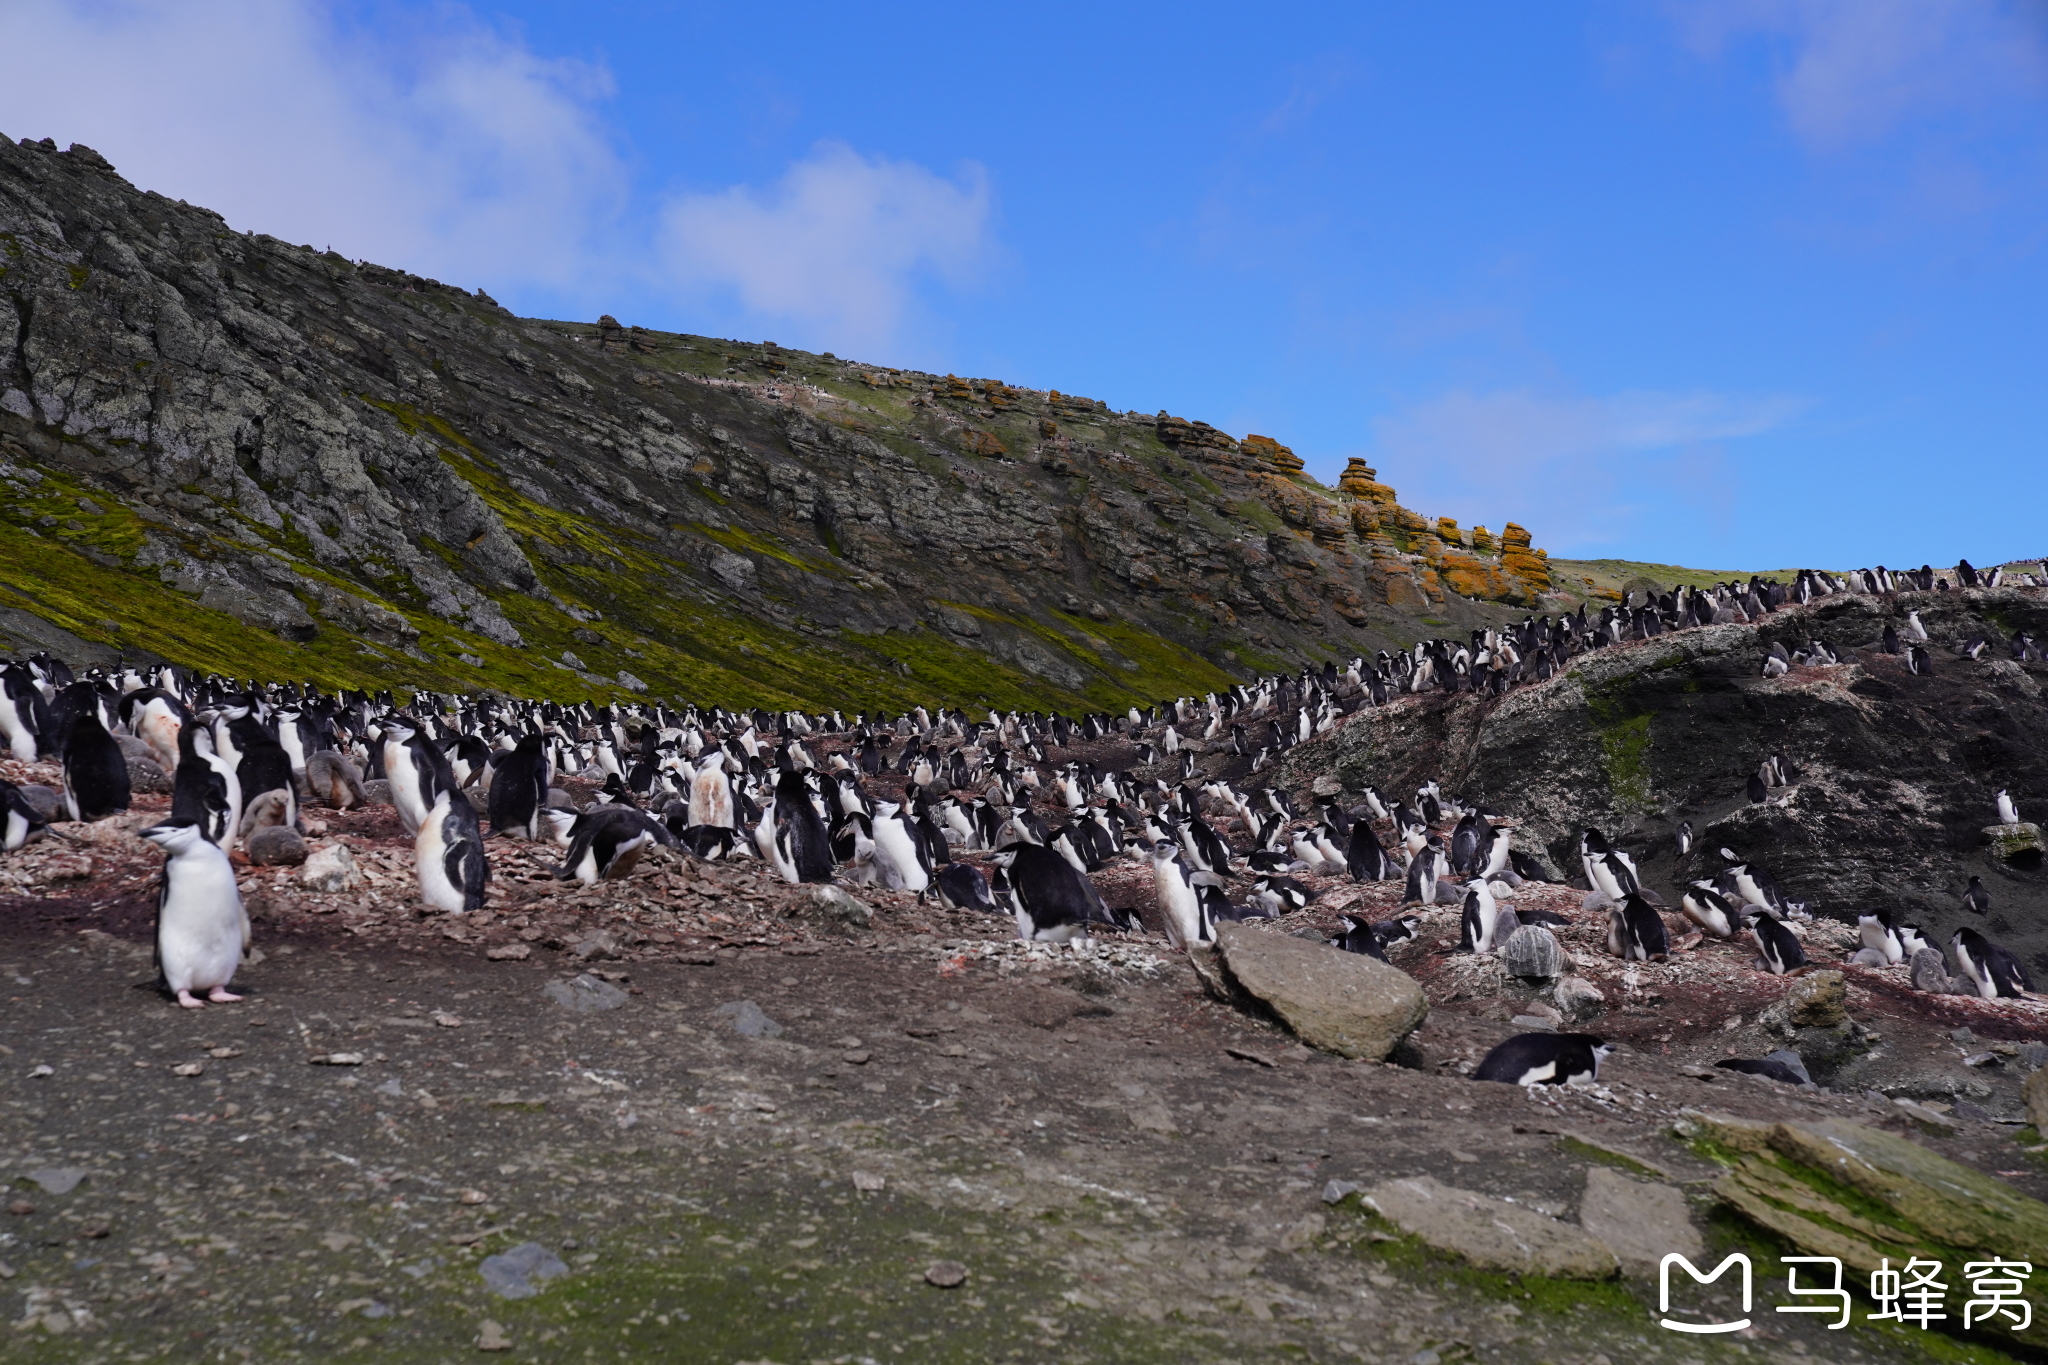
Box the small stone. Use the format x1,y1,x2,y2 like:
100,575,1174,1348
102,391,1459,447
7,1201,32,1216
24,1168,84,1195
712,999,783,1038
924,1260,967,1288
484,943,531,961
543,975,630,1013
851,1171,885,1192
1763,971,1848,1032
126,756,172,794
300,842,361,892
786,884,873,933
1322,1179,1361,1205
171,1061,204,1077
460,1189,489,1205
479,1242,568,1299
14,785,61,821
477,1319,513,1351
1502,925,1564,980
833,1036,864,1049
842,1050,870,1065
1552,975,1607,1023
309,1052,366,1066
2025,1067,2048,1134
361,779,393,807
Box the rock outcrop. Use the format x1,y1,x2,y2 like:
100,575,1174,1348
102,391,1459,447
1282,587,2048,980
0,136,1556,711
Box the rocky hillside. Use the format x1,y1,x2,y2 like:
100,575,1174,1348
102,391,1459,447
1283,584,2048,979
0,135,1561,713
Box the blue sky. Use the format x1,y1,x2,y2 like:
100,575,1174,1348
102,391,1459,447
3,2,2045,569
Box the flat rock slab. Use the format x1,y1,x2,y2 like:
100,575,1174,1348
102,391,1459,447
543,974,629,1013
1577,1166,1702,1276
1213,921,1427,1060
1361,1175,1617,1279
1691,1110,2048,1352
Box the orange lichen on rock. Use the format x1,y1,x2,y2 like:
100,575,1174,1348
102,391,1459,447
961,429,1007,458
1439,551,1512,602
1338,458,1398,505
1471,525,1496,555
1498,522,1551,595
1242,434,1305,474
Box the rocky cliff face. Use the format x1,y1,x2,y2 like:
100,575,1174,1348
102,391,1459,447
0,135,1555,711
1283,586,2048,977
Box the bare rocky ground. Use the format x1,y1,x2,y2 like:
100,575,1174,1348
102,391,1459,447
2,752,2045,1364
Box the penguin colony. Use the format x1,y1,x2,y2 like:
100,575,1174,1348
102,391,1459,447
0,556,2036,1089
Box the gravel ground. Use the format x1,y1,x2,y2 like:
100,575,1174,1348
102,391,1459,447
1,754,2044,1363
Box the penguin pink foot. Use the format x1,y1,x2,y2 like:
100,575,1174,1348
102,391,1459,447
207,986,244,1003
175,989,208,1009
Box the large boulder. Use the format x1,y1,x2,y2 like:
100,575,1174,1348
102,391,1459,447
1360,1175,1617,1278
1212,922,1427,1061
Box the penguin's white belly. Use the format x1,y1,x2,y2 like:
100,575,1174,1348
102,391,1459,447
159,865,244,993
416,809,466,912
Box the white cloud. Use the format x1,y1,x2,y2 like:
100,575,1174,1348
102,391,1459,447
1369,388,1804,551
661,142,992,354
1674,0,2048,147
0,0,626,291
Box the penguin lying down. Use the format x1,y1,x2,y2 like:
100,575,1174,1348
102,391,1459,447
1472,1033,1614,1088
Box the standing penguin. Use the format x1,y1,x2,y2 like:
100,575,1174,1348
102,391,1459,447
488,732,551,840
379,717,446,837
990,842,1114,943
417,787,489,911
0,662,49,761
1458,880,1509,954
1951,928,2032,999
1675,820,1693,857
1961,876,1992,915
1347,817,1394,881
869,802,933,894
688,753,735,829
60,710,130,822
770,770,834,883
170,720,237,845
1996,789,2020,826
140,821,249,1009
1150,841,1208,948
